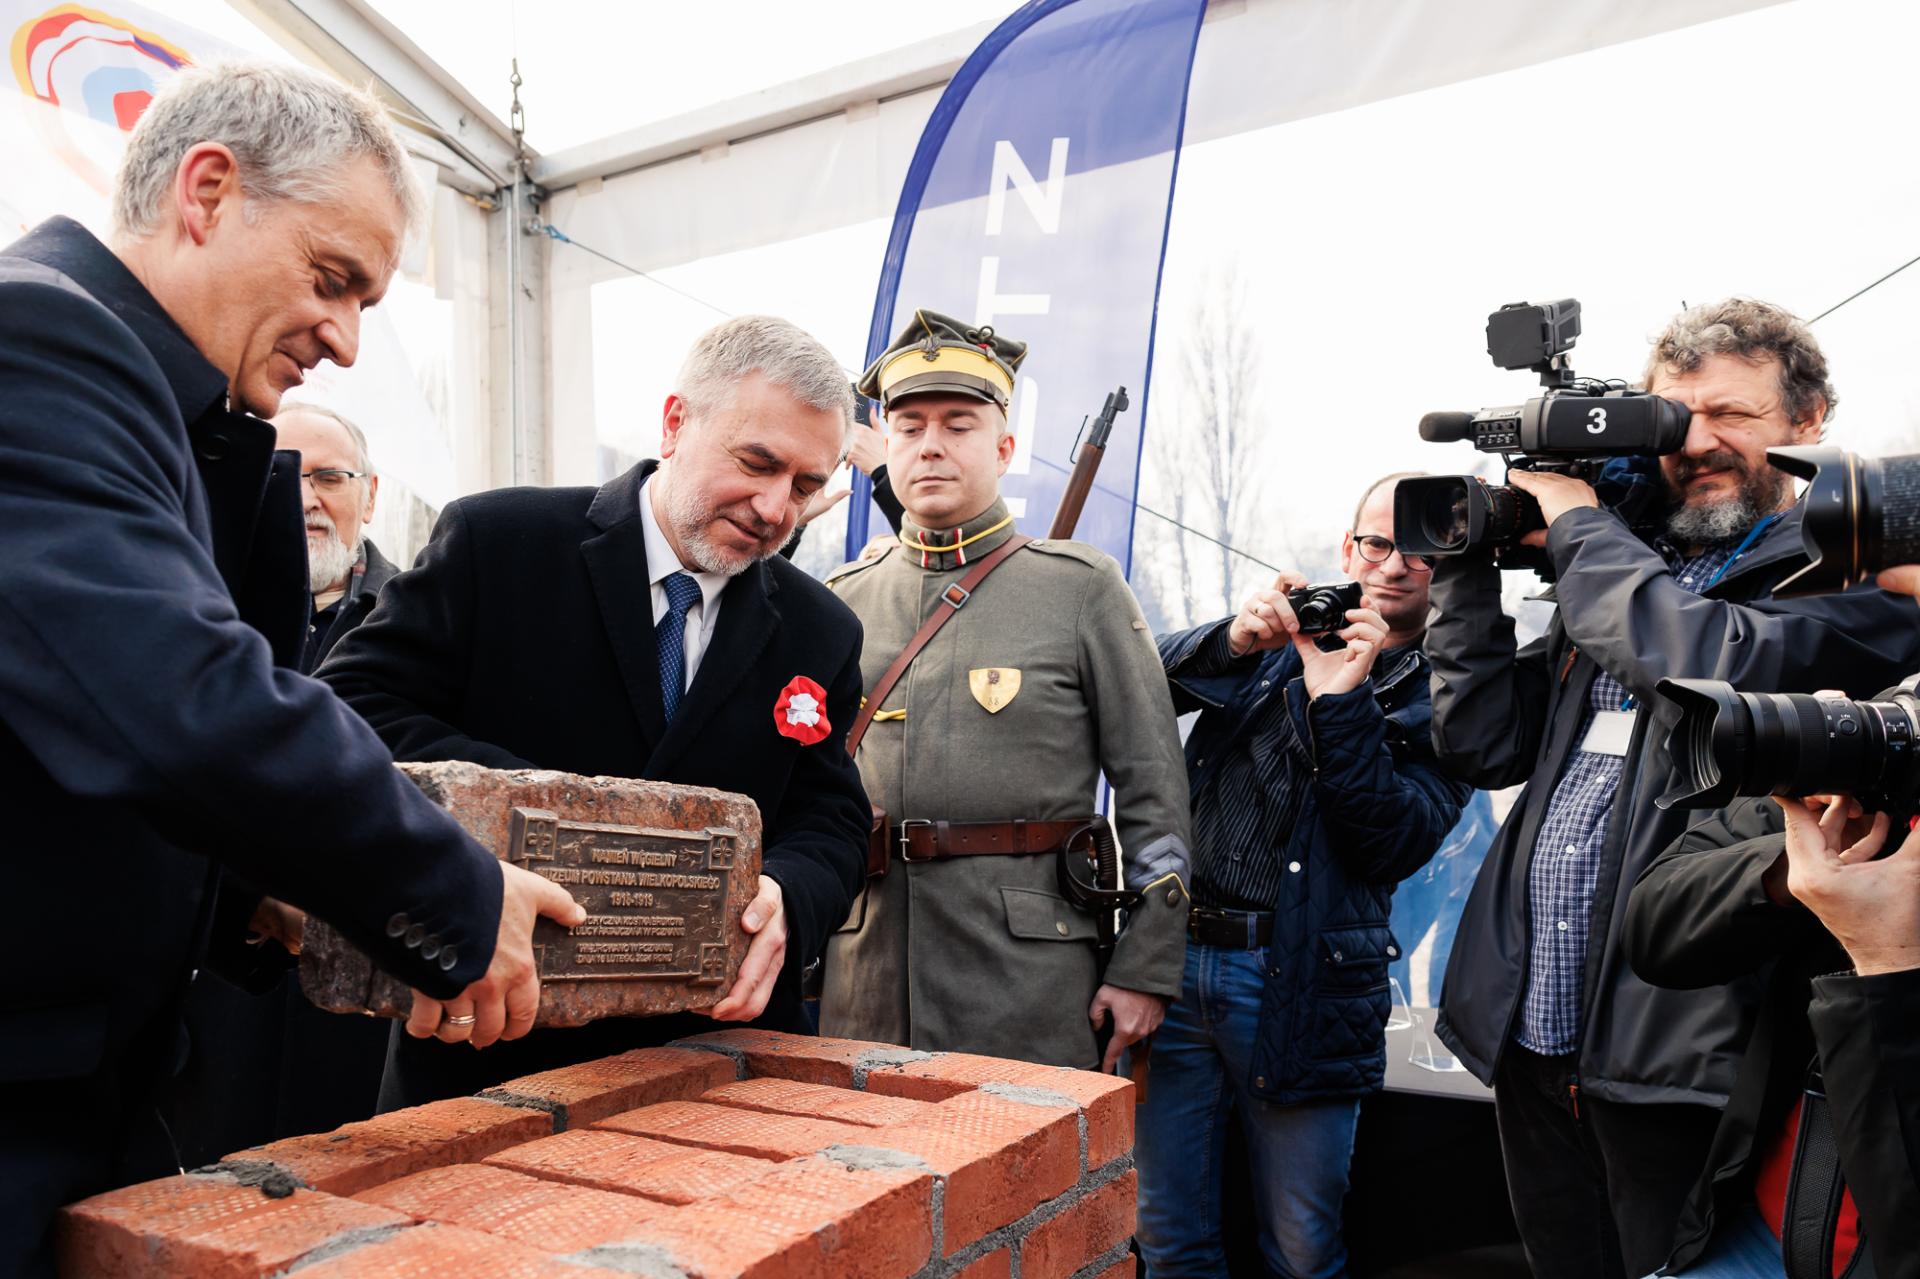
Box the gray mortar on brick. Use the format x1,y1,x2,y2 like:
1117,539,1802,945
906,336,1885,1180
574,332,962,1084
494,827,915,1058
476,1086,570,1132
192,1159,308,1198
916,1152,1136,1279
850,1046,934,1088
563,1240,693,1277
978,1082,1075,1109
822,1143,934,1174
668,1036,748,1080
1068,1238,1134,1279
276,1222,410,1272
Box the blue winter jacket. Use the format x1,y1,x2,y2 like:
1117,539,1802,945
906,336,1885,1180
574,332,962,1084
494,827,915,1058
1161,621,1472,1102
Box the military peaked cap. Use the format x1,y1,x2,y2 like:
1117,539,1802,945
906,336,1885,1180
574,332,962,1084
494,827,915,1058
858,309,1028,411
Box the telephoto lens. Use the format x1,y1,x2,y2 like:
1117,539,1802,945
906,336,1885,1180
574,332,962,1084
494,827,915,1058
1654,675,1920,814
1770,446,1920,596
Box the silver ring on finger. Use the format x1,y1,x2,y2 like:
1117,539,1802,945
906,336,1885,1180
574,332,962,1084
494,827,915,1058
443,1013,477,1027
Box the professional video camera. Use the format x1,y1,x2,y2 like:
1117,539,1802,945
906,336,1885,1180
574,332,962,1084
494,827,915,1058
1395,299,1692,573
1655,675,1920,824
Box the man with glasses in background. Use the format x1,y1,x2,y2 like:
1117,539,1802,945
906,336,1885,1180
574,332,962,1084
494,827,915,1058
1139,472,1472,1279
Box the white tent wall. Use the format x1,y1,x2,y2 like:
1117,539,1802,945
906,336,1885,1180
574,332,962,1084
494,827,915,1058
535,0,1786,496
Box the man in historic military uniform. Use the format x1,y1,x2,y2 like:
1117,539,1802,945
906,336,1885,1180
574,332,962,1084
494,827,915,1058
817,310,1191,1072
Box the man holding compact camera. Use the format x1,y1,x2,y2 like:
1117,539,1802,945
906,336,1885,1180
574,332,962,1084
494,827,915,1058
1426,298,1920,1279
1138,473,1472,1278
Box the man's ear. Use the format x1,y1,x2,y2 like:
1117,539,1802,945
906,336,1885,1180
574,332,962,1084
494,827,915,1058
995,425,1016,475
362,473,379,524
660,394,689,459
1791,399,1827,445
174,143,243,246
1339,529,1358,577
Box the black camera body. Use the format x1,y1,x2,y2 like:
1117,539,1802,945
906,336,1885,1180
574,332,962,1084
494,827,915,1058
1656,674,1920,826
1395,300,1692,574
1287,581,1364,636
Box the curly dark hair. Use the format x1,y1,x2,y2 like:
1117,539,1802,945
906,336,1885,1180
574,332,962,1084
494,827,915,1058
1643,298,1836,428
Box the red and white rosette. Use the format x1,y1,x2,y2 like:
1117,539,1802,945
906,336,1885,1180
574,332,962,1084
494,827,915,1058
773,675,831,746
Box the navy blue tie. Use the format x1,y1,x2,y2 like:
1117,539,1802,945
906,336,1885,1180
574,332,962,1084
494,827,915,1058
657,571,703,721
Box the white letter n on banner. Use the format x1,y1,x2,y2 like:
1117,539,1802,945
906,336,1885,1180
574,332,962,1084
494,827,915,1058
985,137,1070,235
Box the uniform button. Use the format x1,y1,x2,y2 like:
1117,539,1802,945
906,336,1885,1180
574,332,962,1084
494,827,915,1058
1556,920,1569,932
405,924,426,948
386,913,409,938
422,938,442,960
1166,887,1179,905
1288,861,1301,873
1055,921,1070,936
439,947,459,971
1387,945,1399,958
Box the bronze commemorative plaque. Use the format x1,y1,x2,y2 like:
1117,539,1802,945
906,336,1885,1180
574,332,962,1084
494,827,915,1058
299,761,762,1028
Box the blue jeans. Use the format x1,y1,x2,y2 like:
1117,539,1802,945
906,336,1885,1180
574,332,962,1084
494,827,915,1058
1653,1203,1785,1278
1136,944,1362,1279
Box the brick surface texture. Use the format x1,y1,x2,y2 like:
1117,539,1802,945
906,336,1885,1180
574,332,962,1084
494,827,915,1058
56,1029,1141,1277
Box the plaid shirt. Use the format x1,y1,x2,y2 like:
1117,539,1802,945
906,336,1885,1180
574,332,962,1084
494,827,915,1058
1516,541,1740,1055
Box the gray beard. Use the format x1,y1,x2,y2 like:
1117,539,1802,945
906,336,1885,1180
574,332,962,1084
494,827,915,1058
659,471,776,576
306,511,360,593
1665,466,1790,551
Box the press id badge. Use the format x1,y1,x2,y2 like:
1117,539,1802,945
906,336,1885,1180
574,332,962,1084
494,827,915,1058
1581,709,1636,757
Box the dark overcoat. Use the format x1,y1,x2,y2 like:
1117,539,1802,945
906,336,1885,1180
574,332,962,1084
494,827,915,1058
0,218,502,1275
320,459,871,1107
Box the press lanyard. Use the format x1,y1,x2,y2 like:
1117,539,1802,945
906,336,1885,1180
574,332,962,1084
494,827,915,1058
1617,512,1784,714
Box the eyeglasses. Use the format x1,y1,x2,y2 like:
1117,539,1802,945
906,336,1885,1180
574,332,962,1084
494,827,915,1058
1354,533,1433,573
301,468,368,494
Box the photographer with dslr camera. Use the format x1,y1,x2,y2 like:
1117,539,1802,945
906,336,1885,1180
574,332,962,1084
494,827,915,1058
1138,473,1472,1278
1425,299,1920,1279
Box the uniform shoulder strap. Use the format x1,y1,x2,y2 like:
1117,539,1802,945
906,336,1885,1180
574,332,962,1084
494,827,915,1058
846,534,1031,756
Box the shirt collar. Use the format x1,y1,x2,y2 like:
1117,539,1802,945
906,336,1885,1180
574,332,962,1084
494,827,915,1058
637,473,729,612
6,217,228,422
898,497,1017,571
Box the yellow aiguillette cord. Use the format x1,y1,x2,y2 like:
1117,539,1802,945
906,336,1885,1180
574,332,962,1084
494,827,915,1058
898,514,1014,555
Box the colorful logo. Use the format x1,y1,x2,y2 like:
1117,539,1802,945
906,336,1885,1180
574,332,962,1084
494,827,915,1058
11,4,193,191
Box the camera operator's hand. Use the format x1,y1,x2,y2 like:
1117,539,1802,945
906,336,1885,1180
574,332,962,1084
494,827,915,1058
1228,571,1308,657
1297,605,1389,700
1775,794,1920,976
1508,469,1600,547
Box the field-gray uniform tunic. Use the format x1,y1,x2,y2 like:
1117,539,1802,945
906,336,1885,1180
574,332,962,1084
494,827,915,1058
818,498,1192,1068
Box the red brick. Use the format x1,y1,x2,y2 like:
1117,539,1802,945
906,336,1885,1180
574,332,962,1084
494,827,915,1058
485,1127,774,1203
865,1054,1135,1169
1019,1170,1138,1279
952,1247,1013,1278
288,1221,631,1277
672,1027,890,1087
223,1097,550,1195
569,1153,934,1279
352,1163,671,1252
482,1046,737,1130
701,1077,936,1128
592,1099,871,1160
1089,1257,1137,1279
55,1174,408,1279
863,1091,1079,1252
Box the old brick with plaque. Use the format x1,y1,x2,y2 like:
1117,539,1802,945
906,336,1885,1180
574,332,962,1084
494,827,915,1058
300,761,761,1027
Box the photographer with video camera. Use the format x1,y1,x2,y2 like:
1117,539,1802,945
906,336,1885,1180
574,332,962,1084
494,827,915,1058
1422,298,1920,1279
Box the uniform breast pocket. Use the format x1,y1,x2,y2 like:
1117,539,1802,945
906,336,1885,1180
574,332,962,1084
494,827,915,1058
1000,888,1099,943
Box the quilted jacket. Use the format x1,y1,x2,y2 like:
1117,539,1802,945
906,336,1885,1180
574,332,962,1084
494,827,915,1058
1163,623,1472,1103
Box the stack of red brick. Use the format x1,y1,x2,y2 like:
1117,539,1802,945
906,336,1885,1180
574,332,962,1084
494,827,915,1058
58,1028,1139,1278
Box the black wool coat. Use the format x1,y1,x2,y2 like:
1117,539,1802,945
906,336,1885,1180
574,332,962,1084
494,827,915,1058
0,218,502,1273
320,460,871,1107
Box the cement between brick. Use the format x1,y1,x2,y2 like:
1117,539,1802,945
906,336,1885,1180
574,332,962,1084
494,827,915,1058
477,1086,570,1132
918,1154,1136,1279
850,1047,934,1088
563,1240,693,1278
192,1159,308,1197
670,1039,749,1080
276,1222,410,1273
1068,1238,1134,1279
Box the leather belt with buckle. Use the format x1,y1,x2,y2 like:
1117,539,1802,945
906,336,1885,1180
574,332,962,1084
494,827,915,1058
1188,906,1274,949
892,818,1092,863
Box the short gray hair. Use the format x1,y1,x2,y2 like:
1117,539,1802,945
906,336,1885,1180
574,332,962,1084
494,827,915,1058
276,401,374,475
113,61,423,239
675,315,854,445
1644,298,1837,428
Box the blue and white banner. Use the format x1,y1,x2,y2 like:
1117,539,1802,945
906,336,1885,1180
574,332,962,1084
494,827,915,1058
849,0,1208,572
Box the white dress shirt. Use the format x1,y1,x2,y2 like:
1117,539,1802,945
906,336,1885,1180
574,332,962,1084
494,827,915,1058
638,474,729,691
